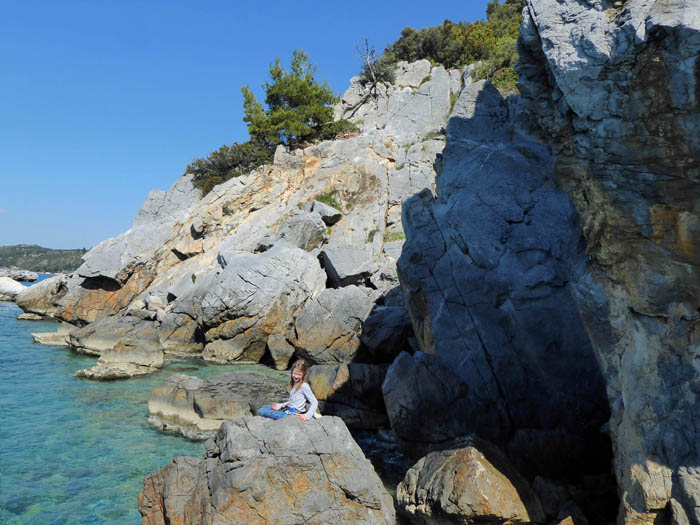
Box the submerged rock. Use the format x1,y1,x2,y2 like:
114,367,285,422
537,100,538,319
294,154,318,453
147,371,288,440
138,416,395,524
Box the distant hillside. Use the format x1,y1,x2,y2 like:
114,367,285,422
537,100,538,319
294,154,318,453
0,245,87,273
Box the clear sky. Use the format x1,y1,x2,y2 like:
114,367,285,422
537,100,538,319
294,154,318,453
1,1,490,249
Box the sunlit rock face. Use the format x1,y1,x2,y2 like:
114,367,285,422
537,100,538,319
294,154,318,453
519,1,700,522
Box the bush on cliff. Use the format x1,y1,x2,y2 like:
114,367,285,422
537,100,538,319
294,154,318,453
360,0,523,92
187,139,274,196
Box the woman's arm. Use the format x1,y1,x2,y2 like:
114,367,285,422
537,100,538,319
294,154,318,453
299,382,318,421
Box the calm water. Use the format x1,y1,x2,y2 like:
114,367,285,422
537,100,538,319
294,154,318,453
0,293,256,524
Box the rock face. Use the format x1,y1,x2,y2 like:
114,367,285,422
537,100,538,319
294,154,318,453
147,370,289,439
395,74,609,471
397,437,545,524
308,363,388,429
138,416,395,524
0,277,25,301
17,59,467,378
519,1,700,522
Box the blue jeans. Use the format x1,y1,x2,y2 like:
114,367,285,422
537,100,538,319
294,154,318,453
258,405,298,420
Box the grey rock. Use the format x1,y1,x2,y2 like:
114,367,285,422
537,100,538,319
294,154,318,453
15,273,71,317
520,1,700,521
71,316,164,379
147,371,289,440
31,322,74,346
397,78,608,466
397,438,545,524
311,200,342,226
266,333,295,370
0,277,25,301
293,286,374,364
77,174,200,284
17,312,44,321
360,305,413,363
199,242,326,364
138,416,395,524
308,363,388,430
276,210,327,251
394,60,432,88
0,269,38,282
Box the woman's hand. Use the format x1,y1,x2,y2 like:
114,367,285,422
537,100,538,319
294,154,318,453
296,413,308,421
272,403,280,410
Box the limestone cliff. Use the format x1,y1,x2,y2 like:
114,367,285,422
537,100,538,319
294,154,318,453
518,1,700,523
17,59,460,379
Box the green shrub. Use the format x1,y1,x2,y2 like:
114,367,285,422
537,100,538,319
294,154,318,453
316,191,341,210
365,0,523,91
187,139,274,196
384,231,406,242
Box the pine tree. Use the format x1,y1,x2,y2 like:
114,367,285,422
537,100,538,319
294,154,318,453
242,50,348,148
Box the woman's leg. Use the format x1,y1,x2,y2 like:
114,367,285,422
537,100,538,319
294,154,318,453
257,405,287,420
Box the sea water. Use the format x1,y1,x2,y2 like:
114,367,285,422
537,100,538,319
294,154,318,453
0,295,253,524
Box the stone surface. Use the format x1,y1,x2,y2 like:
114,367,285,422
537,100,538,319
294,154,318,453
275,209,327,251
147,371,289,440
17,312,43,320
396,78,609,469
0,277,25,301
70,316,164,378
266,333,295,370
293,286,374,364
397,438,545,524
31,322,74,346
312,199,342,226
0,269,38,282
519,1,700,522
308,363,388,429
138,416,395,524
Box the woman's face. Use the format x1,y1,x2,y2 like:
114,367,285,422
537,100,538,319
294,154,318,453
292,368,304,384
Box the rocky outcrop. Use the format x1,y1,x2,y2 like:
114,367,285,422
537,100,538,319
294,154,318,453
17,59,468,377
518,1,700,522
395,73,610,473
0,269,38,282
138,416,395,524
147,371,288,439
0,277,25,301
308,363,388,429
397,437,545,524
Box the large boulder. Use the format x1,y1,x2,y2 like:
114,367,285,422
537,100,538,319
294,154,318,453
0,269,38,282
308,363,388,429
138,416,395,524
519,1,700,522
70,316,164,379
397,438,546,524
199,242,326,364
396,79,609,466
0,277,25,301
293,286,374,364
147,371,289,440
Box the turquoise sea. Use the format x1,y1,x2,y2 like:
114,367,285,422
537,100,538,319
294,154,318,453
0,283,254,524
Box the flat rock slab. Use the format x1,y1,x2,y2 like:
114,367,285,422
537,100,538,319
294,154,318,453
148,370,289,440
138,416,396,524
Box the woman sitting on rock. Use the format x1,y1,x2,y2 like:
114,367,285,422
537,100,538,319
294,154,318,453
258,359,318,421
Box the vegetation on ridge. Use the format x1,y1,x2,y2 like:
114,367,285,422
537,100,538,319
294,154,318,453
0,245,87,273
188,50,355,196
361,0,523,91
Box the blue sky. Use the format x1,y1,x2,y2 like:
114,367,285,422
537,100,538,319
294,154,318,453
1,1,491,249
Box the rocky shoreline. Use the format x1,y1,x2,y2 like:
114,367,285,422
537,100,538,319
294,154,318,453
15,0,700,523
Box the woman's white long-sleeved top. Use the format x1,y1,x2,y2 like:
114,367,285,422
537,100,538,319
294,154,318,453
280,382,318,416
